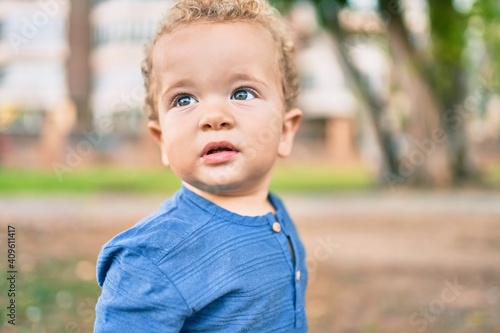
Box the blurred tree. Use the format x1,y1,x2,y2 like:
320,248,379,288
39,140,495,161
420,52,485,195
67,0,92,130
272,0,402,185
272,0,493,187
376,0,453,187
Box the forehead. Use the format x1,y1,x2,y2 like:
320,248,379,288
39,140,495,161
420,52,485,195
151,21,281,87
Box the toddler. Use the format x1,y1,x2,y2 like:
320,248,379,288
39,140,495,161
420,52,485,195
94,0,307,331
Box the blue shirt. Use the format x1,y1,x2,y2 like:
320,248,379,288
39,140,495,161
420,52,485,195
95,186,308,332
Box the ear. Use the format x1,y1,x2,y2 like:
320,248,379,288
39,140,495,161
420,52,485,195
147,120,169,166
278,108,302,158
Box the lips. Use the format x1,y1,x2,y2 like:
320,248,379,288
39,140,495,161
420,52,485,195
201,141,239,164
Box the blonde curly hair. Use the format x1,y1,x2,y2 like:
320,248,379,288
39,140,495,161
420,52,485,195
141,0,299,120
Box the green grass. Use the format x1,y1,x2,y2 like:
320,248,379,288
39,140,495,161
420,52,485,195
0,164,375,194
484,164,500,187
0,168,182,194
270,164,375,192
0,259,100,331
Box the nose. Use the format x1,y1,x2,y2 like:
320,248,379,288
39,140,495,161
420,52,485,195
198,101,235,131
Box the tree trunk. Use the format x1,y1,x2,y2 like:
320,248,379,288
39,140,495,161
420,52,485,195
427,0,477,184
380,0,453,186
313,1,401,182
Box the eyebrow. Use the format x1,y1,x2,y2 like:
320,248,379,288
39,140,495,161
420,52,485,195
162,78,196,92
229,73,269,88
158,77,196,102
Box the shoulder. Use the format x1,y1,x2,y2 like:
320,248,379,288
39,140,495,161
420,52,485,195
96,190,215,284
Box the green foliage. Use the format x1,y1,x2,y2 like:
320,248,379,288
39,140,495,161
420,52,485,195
429,1,468,65
428,0,469,106
268,0,295,13
472,0,500,92
269,0,346,25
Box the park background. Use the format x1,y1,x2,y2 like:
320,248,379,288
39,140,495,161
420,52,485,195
1,0,500,332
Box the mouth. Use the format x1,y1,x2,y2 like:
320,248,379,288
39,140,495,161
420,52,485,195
201,141,239,164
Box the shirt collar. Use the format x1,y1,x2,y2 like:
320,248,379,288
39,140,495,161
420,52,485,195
177,185,285,227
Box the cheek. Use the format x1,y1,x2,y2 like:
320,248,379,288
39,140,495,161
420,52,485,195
243,124,281,157
161,128,186,156
256,126,280,148
252,113,283,145
165,137,189,159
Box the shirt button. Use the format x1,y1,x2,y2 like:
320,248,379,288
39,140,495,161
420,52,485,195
272,222,281,233
296,270,301,281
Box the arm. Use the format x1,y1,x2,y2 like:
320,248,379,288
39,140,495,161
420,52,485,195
94,246,191,333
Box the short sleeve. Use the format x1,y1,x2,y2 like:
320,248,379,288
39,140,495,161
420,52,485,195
94,245,191,333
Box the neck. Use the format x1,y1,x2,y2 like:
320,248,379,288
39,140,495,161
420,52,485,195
183,182,275,216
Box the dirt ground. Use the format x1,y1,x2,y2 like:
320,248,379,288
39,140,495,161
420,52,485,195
1,190,500,332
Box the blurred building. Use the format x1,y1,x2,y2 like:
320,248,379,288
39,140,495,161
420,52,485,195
90,0,170,133
290,2,360,163
0,0,373,168
0,0,69,134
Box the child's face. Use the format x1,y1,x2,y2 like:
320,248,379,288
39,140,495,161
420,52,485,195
148,21,301,195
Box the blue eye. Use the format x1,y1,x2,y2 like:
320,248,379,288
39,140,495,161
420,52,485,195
174,95,197,107
231,88,256,101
